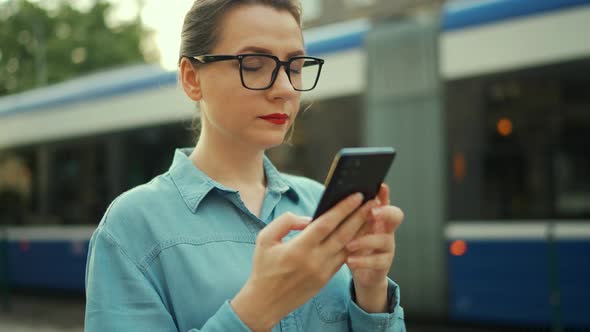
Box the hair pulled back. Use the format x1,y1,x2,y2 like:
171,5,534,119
179,0,302,63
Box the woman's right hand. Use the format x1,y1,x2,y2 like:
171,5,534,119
230,192,380,331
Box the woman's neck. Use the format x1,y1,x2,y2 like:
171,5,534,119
189,129,266,190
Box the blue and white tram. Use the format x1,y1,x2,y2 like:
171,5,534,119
0,65,189,291
442,0,590,328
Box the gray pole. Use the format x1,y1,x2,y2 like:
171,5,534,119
547,221,563,332
0,227,10,312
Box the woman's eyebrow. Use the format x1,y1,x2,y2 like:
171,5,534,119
237,46,306,57
288,50,306,57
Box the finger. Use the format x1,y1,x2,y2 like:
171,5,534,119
258,213,311,246
347,252,393,270
346,234,394,253
348,220,375,258
372,206,404,233
377,183,390,206
301,193,364,244
322,198,380,254
326,250,348,277
354,216,374,238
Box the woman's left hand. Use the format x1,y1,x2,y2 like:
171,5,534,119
345,184,404,311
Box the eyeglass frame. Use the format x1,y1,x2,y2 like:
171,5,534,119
184,53,325,91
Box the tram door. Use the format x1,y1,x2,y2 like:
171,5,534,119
365,16,445,317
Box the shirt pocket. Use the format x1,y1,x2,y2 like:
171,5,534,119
312,267,350,323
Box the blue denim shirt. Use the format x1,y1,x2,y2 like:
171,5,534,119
85,148,406,331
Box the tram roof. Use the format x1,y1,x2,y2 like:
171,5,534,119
442,0,590,31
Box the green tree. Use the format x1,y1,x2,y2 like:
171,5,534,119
0,0,159,96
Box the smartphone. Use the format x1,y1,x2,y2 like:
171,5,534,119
312,147,396,220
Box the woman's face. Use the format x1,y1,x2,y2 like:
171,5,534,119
192,5,304,150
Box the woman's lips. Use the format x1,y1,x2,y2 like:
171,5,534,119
259,113,289,125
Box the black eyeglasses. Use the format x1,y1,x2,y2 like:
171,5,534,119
186,54,324,91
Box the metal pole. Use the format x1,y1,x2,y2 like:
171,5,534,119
547,221,563,332
0,226,10,312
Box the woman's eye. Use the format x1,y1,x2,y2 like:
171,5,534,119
242,64,263,72
290,63,303,74
242,58,265,72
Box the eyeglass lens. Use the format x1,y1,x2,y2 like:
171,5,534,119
240,55,321,90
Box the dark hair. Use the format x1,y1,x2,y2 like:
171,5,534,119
179,0,302,62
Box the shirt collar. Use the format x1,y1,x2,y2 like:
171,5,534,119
262,154,300,202
169,148,299,213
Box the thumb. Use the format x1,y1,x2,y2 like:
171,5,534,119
257,213,311,245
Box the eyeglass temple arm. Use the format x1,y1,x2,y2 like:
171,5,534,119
302,59,324,67
191,55,238,64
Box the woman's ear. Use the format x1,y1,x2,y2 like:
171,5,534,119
180,58,203,101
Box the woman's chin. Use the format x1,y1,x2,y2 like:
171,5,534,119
252,133,288,150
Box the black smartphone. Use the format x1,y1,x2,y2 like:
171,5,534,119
312,147,396,220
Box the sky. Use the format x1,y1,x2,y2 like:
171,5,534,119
102,0,197,70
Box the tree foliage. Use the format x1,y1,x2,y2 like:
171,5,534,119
0,0,159,96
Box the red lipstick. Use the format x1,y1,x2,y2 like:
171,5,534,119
259,113,289,125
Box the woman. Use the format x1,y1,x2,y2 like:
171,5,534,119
85,1,406,331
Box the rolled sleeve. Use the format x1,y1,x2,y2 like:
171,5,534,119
348,278,406,332
85,227,252,332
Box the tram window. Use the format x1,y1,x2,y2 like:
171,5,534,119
49,141,108,224
555,116,590,217
121,123,193,190
0,148,35,225
448,61,590,220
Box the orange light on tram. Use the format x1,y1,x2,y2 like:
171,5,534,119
497,118,513,137
453,152,466,183
450,240,467,256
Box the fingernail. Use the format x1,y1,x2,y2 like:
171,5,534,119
348,256,360,264
300,216,312,223
346,240,358,250
372,206,383,217
352,193,363,204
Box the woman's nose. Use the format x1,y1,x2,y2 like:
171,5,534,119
269,66,298,98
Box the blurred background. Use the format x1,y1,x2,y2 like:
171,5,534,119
1,0,589,331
